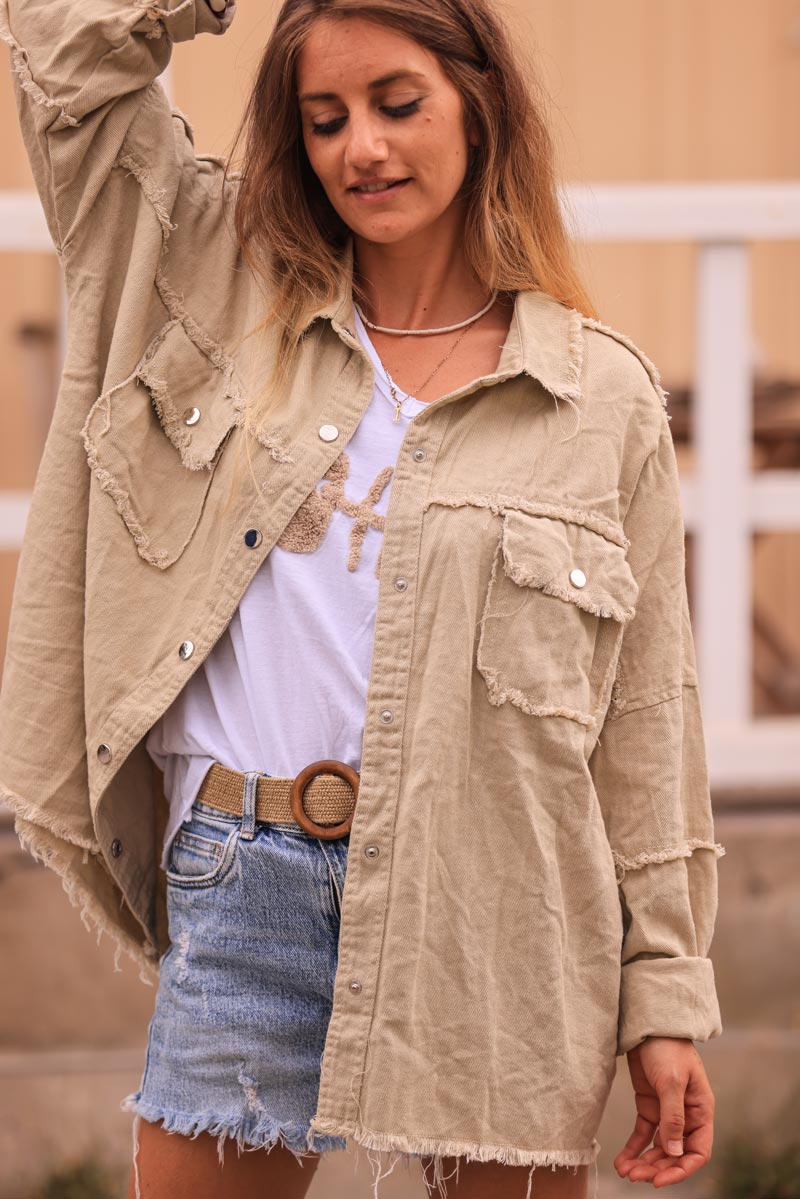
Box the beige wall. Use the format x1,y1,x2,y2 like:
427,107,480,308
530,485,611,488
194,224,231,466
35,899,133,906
1,0,799,648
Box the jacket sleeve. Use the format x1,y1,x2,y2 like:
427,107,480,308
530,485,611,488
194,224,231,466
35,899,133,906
0,0,236,256
588,406,726,1057
0,0,236,979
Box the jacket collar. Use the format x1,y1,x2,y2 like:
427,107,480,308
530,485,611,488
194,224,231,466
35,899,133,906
303,236,584,405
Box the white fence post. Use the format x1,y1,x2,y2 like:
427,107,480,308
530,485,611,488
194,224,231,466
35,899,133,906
695,242,753,724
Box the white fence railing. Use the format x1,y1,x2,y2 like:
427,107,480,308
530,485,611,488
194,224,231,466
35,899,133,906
1,179,799,795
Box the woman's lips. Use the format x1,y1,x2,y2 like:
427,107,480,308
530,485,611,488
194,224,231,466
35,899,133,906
348,179,412,202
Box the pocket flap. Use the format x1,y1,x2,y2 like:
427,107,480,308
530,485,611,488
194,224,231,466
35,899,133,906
501,510,639,623
82,321,239,569
136,320,240,470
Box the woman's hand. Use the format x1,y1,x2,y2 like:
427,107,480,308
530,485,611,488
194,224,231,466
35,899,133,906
614,1036,715,1187
205,0,229,12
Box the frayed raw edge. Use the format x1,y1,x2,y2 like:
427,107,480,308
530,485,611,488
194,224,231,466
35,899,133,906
133,0,207,18
0,11,81,132
424,492,629,549
581,315,671,417
121,1094,331,1170
309,1117,599,1199
612,840,727,884
548,309,584,446
115,148,177,241
1,784,99,854
136,364,233,472
478,662,597,731
154,267,295,464
113,142,293,470
474,538,598,730
14,818,158,985
502,555,636,624
81,402,171,569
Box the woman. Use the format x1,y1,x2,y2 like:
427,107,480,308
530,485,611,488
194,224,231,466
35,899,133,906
0,0,725,1197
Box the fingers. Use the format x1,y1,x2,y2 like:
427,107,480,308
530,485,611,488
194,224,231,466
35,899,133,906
617,1084,715,1184
206,0,228,12
614,1113,658,1177
617,1049,716,1185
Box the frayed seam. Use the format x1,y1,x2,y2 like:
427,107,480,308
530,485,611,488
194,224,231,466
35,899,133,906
612,840,727,884
133,0,200,17
133,0,198,36
154,268,295,464
475,538,598,729
581,315,671,411
1,785,99,854
503,557,636,623
308,1116,599,1199
80,412,172,569
115,148,177,240
135,363,236,472
425,492,629,549
549,309,584,445
0,13,81,131
14,818,158,985
478,662,597,730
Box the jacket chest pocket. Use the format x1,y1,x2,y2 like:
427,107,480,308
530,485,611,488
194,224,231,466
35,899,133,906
81,320,240,570
476,509,639,729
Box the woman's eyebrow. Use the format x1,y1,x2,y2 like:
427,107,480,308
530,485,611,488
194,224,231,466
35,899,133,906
298,69,428,104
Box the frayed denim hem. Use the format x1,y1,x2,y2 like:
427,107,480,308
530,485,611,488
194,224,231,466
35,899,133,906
121,1091,347,1197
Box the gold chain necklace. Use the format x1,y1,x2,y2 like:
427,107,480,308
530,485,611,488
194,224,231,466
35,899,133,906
378,303,496,420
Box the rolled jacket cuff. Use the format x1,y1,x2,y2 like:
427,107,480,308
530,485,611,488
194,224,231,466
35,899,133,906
134,0,236,42
617,956,723,1056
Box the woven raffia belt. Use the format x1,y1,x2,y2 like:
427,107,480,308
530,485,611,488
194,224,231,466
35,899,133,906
196,759,359,841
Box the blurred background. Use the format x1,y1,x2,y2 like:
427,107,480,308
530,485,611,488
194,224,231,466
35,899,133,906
1,1,799,1196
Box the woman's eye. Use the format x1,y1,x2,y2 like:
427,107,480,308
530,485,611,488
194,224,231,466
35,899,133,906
383,100,421,119
310,99,421,138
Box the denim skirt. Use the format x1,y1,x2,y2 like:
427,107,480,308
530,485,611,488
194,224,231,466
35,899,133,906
120,769,351,1163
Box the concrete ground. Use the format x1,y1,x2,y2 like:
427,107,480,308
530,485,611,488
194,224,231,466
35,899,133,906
2,807,799,1198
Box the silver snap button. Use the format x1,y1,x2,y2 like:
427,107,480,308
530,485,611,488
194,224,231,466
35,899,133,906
569,568,587,589
97,743,112,764
319,424,339,442
179,640,195,659
349,979,363,994
110,838,123,858
379,709,394,724
413,449,426,462
183,406,201,426
244,528,262,549
364,845,380,859
394,578,408,592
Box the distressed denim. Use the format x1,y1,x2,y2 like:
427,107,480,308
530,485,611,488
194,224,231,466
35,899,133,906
0,0,725,1183
122,772,351,1175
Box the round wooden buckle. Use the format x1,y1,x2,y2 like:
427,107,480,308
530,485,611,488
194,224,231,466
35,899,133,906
289,759,358,840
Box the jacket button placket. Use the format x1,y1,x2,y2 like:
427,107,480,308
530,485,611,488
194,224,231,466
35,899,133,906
315,417,438,1128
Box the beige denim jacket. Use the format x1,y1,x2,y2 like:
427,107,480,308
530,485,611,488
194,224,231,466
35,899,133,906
0,0,725,1172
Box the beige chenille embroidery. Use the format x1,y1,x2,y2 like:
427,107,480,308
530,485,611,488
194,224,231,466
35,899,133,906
276,450,394,580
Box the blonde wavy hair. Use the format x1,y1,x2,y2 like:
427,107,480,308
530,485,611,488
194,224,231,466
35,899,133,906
220,0,598,509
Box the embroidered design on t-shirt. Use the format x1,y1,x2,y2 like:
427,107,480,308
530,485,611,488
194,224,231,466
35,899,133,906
276,450,393,579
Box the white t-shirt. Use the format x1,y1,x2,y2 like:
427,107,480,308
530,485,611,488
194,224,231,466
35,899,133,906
146,306,428,869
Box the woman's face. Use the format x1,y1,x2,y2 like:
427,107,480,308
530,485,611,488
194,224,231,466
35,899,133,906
296,16,478,245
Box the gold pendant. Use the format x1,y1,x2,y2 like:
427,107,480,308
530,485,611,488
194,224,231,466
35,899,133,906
388,383,402,421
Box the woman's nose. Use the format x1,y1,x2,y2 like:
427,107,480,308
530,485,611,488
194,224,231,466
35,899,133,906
343,119,390,169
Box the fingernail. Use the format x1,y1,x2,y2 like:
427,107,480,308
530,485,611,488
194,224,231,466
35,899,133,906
667,1140,683,1155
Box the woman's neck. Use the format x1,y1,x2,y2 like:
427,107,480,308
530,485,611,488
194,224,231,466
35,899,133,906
352,227,491,332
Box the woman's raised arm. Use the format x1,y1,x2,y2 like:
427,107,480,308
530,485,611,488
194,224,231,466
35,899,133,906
0,0,236,256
